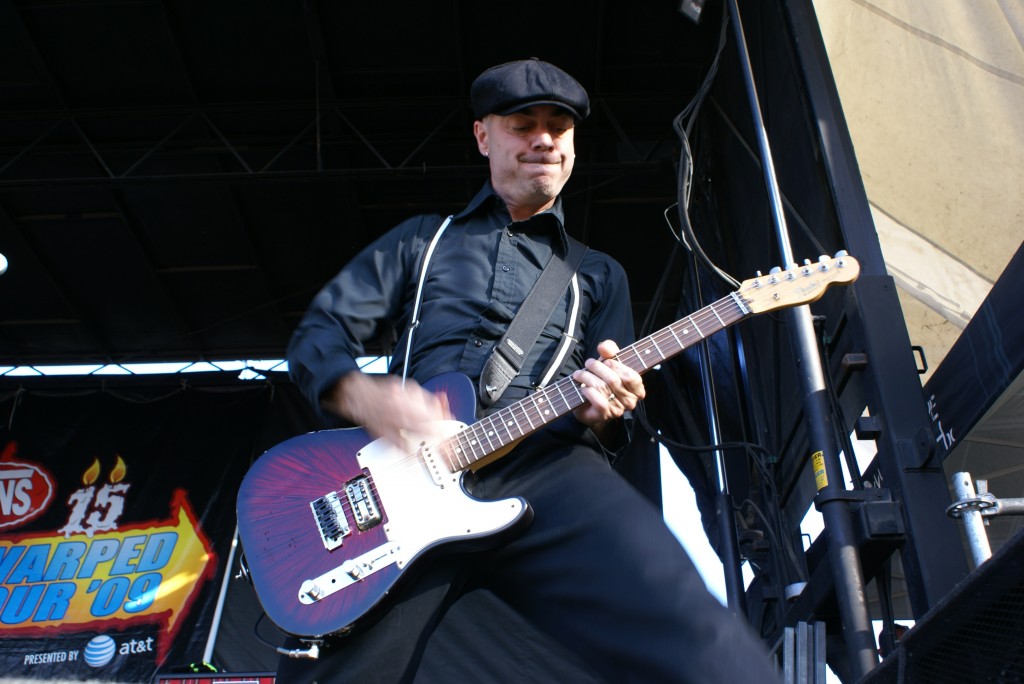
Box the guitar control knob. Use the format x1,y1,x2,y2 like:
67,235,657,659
304,582,322,600
342,560,363,579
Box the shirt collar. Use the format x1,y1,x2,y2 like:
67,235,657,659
454,180,570,254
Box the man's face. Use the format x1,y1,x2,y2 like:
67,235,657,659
473,105,576,218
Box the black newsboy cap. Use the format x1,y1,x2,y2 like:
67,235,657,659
470,59,590,121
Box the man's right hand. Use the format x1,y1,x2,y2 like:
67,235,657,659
322,372,452,450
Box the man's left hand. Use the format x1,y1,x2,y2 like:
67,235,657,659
571,339,645,428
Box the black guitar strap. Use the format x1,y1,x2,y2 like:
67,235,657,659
478,237,588,406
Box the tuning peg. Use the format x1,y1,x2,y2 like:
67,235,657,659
769,266,781,275
835,250,848,258
818,255,830,262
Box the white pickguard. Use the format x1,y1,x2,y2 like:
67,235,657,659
297,421,527,606
359,420,527,570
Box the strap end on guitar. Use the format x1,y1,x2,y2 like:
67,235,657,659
277,641,321,660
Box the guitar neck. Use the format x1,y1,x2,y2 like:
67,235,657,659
437,291,751,472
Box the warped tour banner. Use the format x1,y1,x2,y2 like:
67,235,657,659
0,374,311,682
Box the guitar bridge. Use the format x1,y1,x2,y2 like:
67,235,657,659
310,473,383,551
311,491,350,551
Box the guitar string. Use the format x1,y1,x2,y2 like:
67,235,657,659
304,264,847,535
342,295,749,489
425,295,749,475
424,295,743,479
318,263,845,533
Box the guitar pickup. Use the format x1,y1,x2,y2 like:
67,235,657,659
311,491,351,551
345,475,382,531
311,474,383,552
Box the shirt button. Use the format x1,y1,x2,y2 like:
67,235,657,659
501,265,510,272
506,229,514,237
474,339,483,347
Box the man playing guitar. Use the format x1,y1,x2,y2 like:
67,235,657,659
276,59,782,683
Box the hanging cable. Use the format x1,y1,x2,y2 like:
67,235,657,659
665,0,740,291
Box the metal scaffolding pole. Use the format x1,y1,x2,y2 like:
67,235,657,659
692,263,747,614
726,0,877,678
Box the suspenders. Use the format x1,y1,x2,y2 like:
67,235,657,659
400,216,452,384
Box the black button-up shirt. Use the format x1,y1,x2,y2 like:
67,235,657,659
287,181,636,418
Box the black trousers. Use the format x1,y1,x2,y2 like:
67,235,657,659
277,429,781,684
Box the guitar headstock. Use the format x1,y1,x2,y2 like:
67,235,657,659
739,253,860,315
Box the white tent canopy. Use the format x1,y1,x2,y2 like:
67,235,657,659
813,0,1023,368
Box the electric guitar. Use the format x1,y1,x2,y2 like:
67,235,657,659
236,254,860,637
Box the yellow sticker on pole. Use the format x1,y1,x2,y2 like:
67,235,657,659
812,451,828,490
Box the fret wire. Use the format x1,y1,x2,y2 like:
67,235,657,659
666,325,685,350
440,292,756,473
440,437,462,471
520,400,536,430
647,336,665,362
621,345,645,374
694,310,722,331
528,393,544,430
496,411,513,441
538,386,559,418
555,379,579,413
711,301,727,327
523,394,537,426
513,404,529,437
633,342,651,370
720,299,740,322
481,411,501,454
618,346,638,370
474,419,496,454
537,394,554,422
566,381,582,411
462,429,481,464
689,314,705,338
465,425,484,463
489,410,503,445
451,431,472,467
643,331,667,362
668,323,685,350
545,385,562,415
496,408,516,443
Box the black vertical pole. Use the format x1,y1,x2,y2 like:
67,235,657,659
726,0,877,678
685,253,747,613
694,289,747,614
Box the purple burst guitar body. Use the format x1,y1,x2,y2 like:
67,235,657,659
235,372,518,638
236,254,860,638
